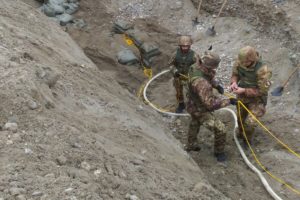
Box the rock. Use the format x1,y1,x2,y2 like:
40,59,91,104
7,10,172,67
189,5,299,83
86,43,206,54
71,142,81,148
169,0,183,10
289,53,300,66
56,155,67,165
32,191,43,196
16,195,26,200
45,73,60,88
73,19,87,29
130,159,143,166
24,148,33,154
64,188,73,193
45,173,56,179
67,168,90,184
193,182,208,192
27,100,38,110
3,122,18,133
56,13,74,26
64,3,79,15
93,169,102,177
80,161,91,171
125,194,139,200
9,187,26,196
42,4,56,17
8,116,18,123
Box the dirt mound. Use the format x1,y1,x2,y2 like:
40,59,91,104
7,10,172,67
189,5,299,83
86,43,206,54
64,0,300,199
11,0,300,199
1,0,230,199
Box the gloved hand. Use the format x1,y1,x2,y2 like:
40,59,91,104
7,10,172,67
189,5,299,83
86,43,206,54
143,67,153,79
216,85,224,94
229,97,238,105
169,66,179,76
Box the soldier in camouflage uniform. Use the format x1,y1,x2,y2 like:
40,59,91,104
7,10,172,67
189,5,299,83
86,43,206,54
168,35,199,113
230,46,272,144
186,51,236,162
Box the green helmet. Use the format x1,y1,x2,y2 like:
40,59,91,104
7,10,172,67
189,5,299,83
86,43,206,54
201,51,221,68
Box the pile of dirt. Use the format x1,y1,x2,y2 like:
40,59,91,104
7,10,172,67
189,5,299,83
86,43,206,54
63,0,300,199
0,0,230,199
7,0,300,199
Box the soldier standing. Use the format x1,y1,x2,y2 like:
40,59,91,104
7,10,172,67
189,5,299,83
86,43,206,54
230,46,272,144
186,51,236,162
168,35,199,113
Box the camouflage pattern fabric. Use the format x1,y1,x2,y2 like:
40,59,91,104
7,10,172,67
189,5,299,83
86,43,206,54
231,47,272,141
173,76,186,103
186,64,230,154
236,101,266,142
168,48,199,103
188,112,226,154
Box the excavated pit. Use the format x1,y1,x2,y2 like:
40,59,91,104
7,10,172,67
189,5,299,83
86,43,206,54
7,0,300,199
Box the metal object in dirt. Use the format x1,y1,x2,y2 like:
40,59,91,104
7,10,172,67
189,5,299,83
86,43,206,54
206,0,227,36
271,65,300,96
192,0,203,27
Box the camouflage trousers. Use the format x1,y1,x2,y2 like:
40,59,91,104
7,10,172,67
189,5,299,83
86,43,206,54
173,76,187,103
237,101,266,142
188,112,227,154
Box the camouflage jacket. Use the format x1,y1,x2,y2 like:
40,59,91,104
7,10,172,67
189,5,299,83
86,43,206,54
231,59,272,100
187,64,230,114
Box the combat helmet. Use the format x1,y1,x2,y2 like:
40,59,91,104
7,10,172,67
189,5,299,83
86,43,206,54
201,51,221,68
178,35,192,46
238,46,259,66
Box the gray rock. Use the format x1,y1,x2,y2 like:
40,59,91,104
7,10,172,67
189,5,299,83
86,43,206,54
45,73,59,88
56,13,74,26
289,53,300,66
65,3,79,15
3,122,18,133
9,187,26,196
56,155,67,165
27,100,38,110
49,0,66,5
42,4,56,17
125,194,139,200
73,19,87,29
16,195,26,200
50,4,65,15
45,173,56,179
169,0,183,10
80,161,91,171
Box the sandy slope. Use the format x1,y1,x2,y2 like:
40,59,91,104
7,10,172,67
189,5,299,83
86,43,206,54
0,0,229,199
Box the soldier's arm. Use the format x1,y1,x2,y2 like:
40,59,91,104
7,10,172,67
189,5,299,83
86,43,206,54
230,60,239,84
192,79,230,111
167,51,176,67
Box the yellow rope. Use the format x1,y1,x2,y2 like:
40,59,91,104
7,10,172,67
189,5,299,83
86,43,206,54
237,102,300,196
238,101,300,160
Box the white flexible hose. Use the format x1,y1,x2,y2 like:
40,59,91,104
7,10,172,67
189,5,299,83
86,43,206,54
143,69,189,117
143,69,282,200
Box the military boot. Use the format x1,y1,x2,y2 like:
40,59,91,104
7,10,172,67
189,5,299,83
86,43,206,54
175,102,185,113
185,143,201,152
214,152,226,162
